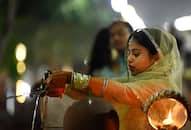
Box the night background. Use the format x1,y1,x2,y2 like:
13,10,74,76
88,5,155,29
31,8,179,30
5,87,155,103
0,0,191,130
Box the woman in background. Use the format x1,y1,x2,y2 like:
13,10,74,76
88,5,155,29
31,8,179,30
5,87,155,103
89,21,133,78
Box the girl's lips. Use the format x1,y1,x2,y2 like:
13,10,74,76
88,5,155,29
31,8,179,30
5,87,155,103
128,65,135,71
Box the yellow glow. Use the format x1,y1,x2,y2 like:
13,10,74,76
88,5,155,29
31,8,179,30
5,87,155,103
15,43,27,61
17,61,26,74
16,80,31,104
163,110,173,125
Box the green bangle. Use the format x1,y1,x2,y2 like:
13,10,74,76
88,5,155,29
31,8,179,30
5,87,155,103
72,72,91,89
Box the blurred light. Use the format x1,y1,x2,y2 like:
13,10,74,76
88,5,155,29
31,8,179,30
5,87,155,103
15,43,27,61
111,0,128,13
110,0,145,29
16,80,31,104
163,22,170,31
62,65,73,71
17,61,26,74
174,15,191,31
83,57,89,66
121,5,146,29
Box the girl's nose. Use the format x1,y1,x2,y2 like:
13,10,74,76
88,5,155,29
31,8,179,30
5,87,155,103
127,55,133,63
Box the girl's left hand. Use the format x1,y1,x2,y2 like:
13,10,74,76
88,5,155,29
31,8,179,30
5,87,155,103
45,70,72,97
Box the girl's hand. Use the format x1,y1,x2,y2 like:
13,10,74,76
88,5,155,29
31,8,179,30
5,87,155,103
45,70,72,97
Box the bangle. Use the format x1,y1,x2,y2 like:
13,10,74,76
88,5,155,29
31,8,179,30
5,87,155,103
101,78,108,97
72,72,91,89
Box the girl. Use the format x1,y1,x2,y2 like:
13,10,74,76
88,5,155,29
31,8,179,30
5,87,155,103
39,28,182,130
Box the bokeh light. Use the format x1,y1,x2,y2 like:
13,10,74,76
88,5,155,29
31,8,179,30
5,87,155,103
15,43,27,62
16,80,31,104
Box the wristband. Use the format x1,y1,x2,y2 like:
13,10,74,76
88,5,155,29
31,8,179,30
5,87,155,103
71,72,91,89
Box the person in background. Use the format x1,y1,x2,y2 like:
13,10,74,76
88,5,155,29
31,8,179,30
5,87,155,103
89,21,133,78
33,28,183,130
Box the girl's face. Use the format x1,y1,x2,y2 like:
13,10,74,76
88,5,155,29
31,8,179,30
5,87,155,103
127,40,159,75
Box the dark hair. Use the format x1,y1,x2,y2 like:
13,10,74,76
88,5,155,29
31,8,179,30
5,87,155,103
88,27,112,75
109,21,134,33
128,30,158,55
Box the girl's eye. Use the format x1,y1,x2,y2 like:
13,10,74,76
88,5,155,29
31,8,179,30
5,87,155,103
132,49,141,57
133,53,140,57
